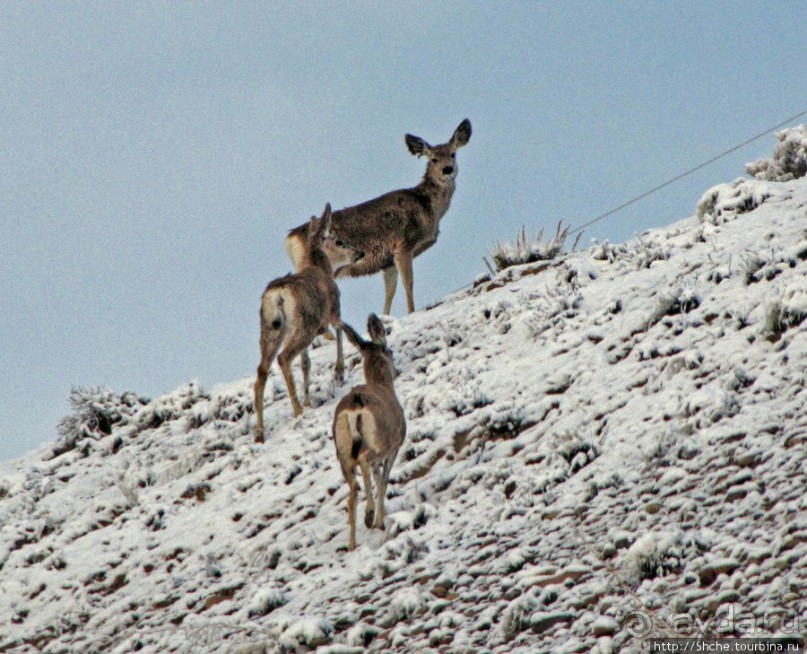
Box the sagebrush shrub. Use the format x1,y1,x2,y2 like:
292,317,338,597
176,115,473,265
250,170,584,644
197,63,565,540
55,387,147,456
745,124,807,182
696,179,773,224
486,222,571,273
762,286,807,342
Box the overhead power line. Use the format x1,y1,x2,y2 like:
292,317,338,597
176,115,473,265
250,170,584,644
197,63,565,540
569,109,807,237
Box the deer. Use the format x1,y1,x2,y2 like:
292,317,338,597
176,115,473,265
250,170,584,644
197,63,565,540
285,118,472,316
253,203,363,443
332,313,406,551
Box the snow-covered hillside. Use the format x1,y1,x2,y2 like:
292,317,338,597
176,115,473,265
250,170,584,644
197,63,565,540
1,169,805,653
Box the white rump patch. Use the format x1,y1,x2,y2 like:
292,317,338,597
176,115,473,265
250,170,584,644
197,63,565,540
261,289,298,339
351,409,380,453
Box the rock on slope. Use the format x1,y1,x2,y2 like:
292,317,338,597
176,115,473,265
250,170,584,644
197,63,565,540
1,175,805,654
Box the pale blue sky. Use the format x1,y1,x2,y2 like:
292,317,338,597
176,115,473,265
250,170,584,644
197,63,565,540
2,2,805,461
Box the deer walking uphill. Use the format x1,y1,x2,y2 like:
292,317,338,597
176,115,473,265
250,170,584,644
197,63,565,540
333,314,405,551
253,204,363,443
286,119,472,315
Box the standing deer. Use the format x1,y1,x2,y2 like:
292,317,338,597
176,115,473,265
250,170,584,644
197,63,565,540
285,119,472,315
253,204,363,442
333,314,405,551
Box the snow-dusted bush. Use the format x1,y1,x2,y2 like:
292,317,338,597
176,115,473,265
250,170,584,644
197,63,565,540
745,124,807,182
646,287,701,329
591,239,628,264
55,387,147,455
621,530,691,586
388,586,427,623
486,222,571,273
632,235,671,269
346,622,380,648
683,387,740,424
591,235,669,269
557,436,601,474
743,254,765,285
137,380,206,429
278,617,333,651
696,178,774,224
248,588,287,618
500,595,537,641
386,503,437,538
762,283,807,342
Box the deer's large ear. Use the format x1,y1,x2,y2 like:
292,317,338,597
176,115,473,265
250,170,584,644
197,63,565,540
307,215,319,241
451,119,472,149
340,320,364,350
318,203,332,237
405,133,431,158
367,313,387,346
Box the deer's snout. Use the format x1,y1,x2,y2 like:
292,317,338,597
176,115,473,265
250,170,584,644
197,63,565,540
442,166,454,176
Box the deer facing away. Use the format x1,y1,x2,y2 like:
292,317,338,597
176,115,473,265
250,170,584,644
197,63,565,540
286,118,472,316
253,204,363,443
333,314,406,551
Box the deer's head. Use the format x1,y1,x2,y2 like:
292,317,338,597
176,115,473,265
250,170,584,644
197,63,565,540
405,118,472,187
309,203,364,270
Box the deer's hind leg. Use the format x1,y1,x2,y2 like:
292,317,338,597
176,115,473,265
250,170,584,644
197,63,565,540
300,348,312,407
374,451,398,528
254,335,282,443
334,413,360,551
370,461,387,529
277,331,314,417
346,471,359,551
357,451,376,530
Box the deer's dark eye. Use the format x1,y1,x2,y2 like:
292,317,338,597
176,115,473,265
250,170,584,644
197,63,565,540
335,239,345,247
450,153,456,158
431,158,438,164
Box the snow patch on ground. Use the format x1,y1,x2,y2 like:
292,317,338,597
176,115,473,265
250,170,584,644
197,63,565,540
1,175,805,653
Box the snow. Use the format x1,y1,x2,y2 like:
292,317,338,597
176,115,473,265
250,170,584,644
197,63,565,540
1,167,806,652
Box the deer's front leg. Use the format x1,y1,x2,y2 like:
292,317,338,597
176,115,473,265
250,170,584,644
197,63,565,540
334,324,345,383
395,250,415,314
300,348,312,407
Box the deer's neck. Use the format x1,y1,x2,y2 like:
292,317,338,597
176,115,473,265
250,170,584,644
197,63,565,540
365,364,395,390
417,175,456,224
301,249,334,278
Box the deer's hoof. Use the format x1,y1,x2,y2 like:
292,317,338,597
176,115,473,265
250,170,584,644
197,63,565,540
364,509,375,529
254,430,265,444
